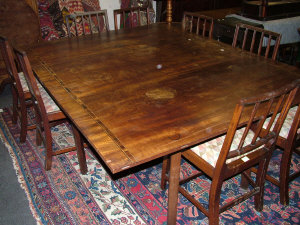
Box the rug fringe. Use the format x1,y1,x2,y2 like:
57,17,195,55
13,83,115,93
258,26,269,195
0,120,42,225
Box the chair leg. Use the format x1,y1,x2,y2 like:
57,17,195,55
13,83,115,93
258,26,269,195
161,156,170,189
72,125,87,175
44,127,53,171
36,128,43,146
254,153,272,211
279,146,294,205
167,152,181,225
240,169,251,189
208,179,223,225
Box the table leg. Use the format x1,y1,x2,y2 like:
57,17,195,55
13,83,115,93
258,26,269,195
166,0,172,23
167,151,181,224
72,125,88,175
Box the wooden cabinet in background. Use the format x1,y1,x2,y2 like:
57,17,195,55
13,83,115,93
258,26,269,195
241,0,300,20
156,0,243,22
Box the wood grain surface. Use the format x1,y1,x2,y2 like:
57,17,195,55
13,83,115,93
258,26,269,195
28,22,300,173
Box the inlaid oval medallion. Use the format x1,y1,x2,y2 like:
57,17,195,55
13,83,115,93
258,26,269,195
145,88,176,100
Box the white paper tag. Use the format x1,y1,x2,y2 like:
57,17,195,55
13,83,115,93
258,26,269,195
242,156,250,162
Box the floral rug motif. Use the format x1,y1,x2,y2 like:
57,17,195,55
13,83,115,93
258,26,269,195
0,107,299,224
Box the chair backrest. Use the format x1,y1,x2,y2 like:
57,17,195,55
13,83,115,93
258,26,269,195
0,36,25,97
65,10,110,37
14,49,50,129
113,7,150,30
218,80,299,171
182,12,214,38
232,23,281,61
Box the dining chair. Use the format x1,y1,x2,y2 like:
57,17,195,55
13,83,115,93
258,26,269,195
113,6,150,30
0,36,35,142
65,10,110,37
161,80,299,225
182,12,214,38
14,49,87,174
251,104,300,205
232,23,281,61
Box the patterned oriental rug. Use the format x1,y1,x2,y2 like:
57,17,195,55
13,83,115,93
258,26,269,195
0,107,299,224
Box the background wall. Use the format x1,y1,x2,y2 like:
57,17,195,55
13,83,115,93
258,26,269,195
100,0,156,30
99,0,119,30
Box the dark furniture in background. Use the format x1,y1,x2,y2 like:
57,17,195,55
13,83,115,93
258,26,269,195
155,0,242,22
213,14,263,45
155,0,300,23
241,0,300,21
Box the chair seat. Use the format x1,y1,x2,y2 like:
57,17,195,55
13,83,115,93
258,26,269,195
18,72,29,92
191,127,256,167
264,106,299,139
18,72,60,113
191,106,300,167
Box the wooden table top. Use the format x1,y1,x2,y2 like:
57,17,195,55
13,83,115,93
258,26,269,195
28,22,300,174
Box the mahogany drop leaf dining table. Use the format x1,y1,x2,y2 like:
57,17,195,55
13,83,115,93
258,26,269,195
28,22,300,224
